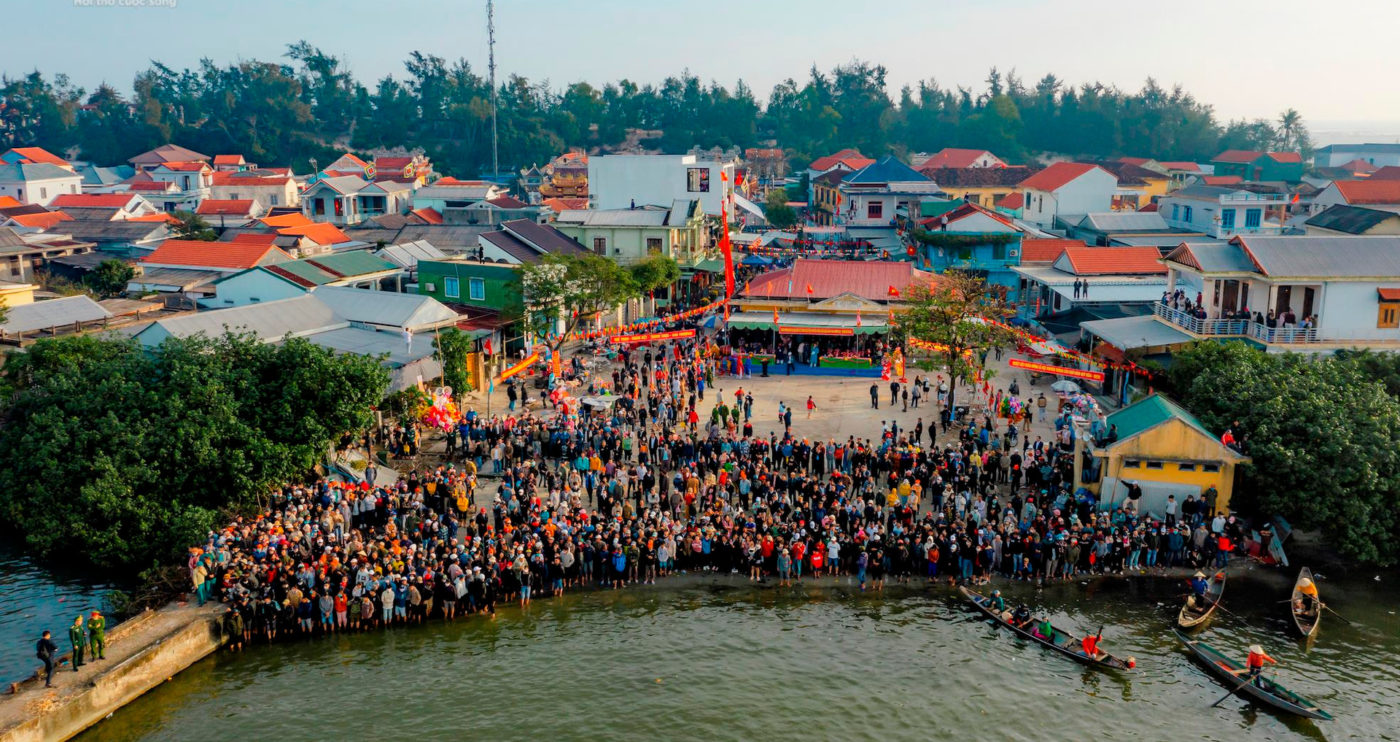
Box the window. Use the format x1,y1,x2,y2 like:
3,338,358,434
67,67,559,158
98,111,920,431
992,243,1007,261
646,237,663,254
1380,303,1399,328
1245,208,1262,228
469,278,485,301
1219,209,1235,230
593,237,607,254
686,168,710,193
867,201,883,219
314,198,325,216
1178,464,1196,472
1182,205,1193,222
1171,204,1180,220
270,195,279,206
1123,459,1141,468
1202,464,1221,473
1145,461,1164,469
39,187,47,199
443,276,460,298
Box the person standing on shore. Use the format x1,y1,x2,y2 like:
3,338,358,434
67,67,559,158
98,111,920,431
36,630,58,687
86,610,106,661
68,615,87,672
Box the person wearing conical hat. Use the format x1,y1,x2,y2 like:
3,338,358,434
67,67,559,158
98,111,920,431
1296,576,1319,616
1234,644,1277,688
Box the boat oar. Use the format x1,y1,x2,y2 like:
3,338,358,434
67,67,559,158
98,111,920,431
1321,603,1354,625
1211,672,1255,708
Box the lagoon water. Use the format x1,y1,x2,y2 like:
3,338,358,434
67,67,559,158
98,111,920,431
0,550,112,683
62,569,1400,742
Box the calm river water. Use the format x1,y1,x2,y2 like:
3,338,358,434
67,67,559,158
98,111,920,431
0,551,112,682
68,570,1398,742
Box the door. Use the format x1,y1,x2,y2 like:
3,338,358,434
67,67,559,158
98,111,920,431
1275,285,1292,315
1302,287,1315,320
1220,281,1238,313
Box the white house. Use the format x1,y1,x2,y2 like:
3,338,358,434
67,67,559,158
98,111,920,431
1157,185,1289,238
49,192,159,220
913,148,1006,170
301,176,371,226
1018,162,1118,229
410,179,506,217
207,251,404,308
0,163,84,206
1126,236,1400,350
552,201,705,264
210,171,300,210
1310,180,1400,215
1313,143,1400,169
836,156,942,229
588,154,736,216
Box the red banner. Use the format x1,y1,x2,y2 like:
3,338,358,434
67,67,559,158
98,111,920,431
498,351,541,380
778,326,854,336
609,328,697,344
1008,358,1105,382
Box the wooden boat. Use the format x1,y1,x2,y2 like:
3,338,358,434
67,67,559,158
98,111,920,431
1291,567,1321,639
1178,570,1226,629
960,586,1135,671
1175,630,1332,720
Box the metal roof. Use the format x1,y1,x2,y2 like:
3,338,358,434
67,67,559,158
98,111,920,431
296,325,439,367
311,286,458,331
0,295,112,333
1080,315,1194,349
1237,236,1400,278
1105,394,1226,444
1167,242,1259,273
555,208,670,227
136,295,343,344
1078,212,1169,232
375,240,446,268
1305,205,1399,235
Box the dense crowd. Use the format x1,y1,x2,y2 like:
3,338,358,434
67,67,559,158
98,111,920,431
190,336,1244,646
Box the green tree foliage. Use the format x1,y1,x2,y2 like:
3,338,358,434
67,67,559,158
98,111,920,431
0,333,389,572
1168,343,1400,565
432,328,476,394
170,210,217,241
628,255,681,296
894,270,1016,412
518,254,638,348
763,189,798,229
85,259,135,298
3,52,1304,179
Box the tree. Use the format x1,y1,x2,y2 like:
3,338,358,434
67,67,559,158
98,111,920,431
432,328,476,394
894,270,1016,414
628,255,681,297
85,259,135,298
1168,342,1400,565
517,254,638,349
170,210,217,241
763,189,798,229
0,333,389,572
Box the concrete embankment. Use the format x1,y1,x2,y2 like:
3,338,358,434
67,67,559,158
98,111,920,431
0,601,223,742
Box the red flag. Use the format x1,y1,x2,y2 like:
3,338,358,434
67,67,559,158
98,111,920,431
855,312,862,328
773,307,780,324
805,283,814,295
484,338,493,356
1290,193,1300,204
888,285,901,298
721,198,736,298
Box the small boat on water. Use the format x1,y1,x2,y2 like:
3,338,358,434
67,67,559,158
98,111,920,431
1178,571,1226,629
1291,567,1321,639
960,586,1135,671
1175,630,1332,720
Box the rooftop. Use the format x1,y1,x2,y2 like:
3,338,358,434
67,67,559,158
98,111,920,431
918,148,998,169
1305,204,1400,234
1059,245,1167,275
141,239,290,270
742,258,937,301
1019,162,1109,192
1331,179,1400,205
1105,393,1224,443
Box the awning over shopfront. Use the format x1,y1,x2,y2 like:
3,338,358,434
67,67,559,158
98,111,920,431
726,310,888,334
1080,315,1194,349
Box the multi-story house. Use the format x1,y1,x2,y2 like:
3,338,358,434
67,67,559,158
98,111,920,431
1157,185,1288,238
1018,162,1118,229
1210,150,1304,183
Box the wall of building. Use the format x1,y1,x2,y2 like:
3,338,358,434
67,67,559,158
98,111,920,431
207,270,308,308
1054,170,1117,218
1316,281,1400,341
589,155,732,215
0,176,82,206
417,260,517,309
1099,420,1238,516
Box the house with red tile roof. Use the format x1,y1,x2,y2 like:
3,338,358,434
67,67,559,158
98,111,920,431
542,197,589,213
1018,162,1117,229
1312,179,1400,214
914,148,1005,170
3,210,74,231
1370,166,1400,181
913,200,1028,297
1019,238,1086,264
49,192,158,219
209,170,300,210
373,154,432,186
140,239,291,272
212,154,254,172
1012,245,1169,317
196,199,262,224
1211,150,1303,183
805,149,875,202
128,144,210,171
2,147,72,170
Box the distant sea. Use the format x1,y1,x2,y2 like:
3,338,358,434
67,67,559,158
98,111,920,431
1310,120,1400,146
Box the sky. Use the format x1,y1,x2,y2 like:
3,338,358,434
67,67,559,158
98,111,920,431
5,0,1399,142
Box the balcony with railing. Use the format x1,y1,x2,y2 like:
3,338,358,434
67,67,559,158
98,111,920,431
1153,302,1318,344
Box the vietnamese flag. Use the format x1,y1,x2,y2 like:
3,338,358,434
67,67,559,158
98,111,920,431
720,193,736,298
805,283,814,295
888,285,901,298
773,307,780,325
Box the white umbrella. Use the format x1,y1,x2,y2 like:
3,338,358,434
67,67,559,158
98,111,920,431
1051,380,1081,394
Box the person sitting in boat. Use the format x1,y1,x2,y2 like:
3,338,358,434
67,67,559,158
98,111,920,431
1010,604,1032,628
989,589,1006,612
1080,633,1101,659
1233,644,1277,688
1034,617,1055,642
1294,577,1319,615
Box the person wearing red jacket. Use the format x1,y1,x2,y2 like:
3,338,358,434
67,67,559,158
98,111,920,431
1234,644,1277,687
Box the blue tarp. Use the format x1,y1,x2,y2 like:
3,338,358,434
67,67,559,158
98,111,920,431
741,253,774,266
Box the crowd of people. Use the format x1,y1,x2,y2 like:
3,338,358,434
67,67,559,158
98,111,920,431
187,334,1242,647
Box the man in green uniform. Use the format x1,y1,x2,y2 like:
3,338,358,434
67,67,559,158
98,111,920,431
68,615,87,671
222,604,244,652
87,610,106,660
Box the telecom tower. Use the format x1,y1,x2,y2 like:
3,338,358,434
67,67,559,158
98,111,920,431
487,0,499,181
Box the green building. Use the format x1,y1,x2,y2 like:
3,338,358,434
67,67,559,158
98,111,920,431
1210,150,1304,183
417,258,518,310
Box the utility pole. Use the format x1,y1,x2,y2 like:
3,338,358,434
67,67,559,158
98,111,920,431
487,0,499,181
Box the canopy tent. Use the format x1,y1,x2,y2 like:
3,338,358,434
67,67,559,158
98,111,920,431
726,310,888,334
741,253,774,266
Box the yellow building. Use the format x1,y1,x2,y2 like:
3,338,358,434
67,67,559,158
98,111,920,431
1086,394,1249,516
0,280,36,308
918,167,1035,208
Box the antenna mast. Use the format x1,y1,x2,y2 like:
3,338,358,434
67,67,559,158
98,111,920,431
488,0,499,180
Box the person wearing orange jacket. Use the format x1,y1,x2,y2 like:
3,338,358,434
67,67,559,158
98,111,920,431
1233,644,1277,687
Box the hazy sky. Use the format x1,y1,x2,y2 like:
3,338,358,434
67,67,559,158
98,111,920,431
5,0,1398,134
